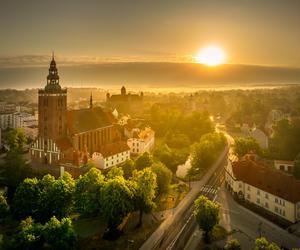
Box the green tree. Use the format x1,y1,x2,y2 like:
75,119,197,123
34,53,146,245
132,168,157,227
5,128,27,152
74,168,105,216
191,132,226,173
135,152,154,170
224,239,241,250
120,159,136,179
12,217,43,250
2,150,32,195
12,178,40,219
0,192,9,219
101,176,134,238
13,174,75,222
234,137,262,158
43,216,76,250
107,166,124,179
254,237,281,250
38,173,75,222
151,162,172,195
194,195,220,243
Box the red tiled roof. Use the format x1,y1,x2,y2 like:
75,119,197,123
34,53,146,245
97,141,129,158
232,158,300,203
274,160,294,165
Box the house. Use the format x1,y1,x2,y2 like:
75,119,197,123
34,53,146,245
225,154,300,223
127,127,155,155
92,141,130,169
274,160,294,173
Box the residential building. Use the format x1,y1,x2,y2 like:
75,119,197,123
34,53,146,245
225,154,300,223
127,127,155,155
274,160,294,173
92,141,130,169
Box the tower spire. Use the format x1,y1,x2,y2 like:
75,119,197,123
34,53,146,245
90,92,93,109
52,51,54,61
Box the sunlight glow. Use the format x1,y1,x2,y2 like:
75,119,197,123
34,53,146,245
195,46,226,66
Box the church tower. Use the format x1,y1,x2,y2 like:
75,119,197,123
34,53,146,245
38,53,67,140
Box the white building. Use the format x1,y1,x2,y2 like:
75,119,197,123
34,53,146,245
92,141,130,169
274,160,294,173
0,113,14,130
225,155,300,223
127,127,155,155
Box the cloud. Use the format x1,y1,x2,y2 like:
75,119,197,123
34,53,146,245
0,54,193,68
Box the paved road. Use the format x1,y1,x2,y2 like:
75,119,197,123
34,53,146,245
217,185,300,249
140,145,229,250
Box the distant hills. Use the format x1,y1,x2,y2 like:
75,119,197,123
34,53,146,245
0,62,300,90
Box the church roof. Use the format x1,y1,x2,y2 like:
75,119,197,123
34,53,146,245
67,107,115,134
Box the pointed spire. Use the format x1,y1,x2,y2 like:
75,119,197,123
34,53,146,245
90,92,93,109
52,51,54,61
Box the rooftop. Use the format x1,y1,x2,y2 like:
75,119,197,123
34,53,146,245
232,156,300,203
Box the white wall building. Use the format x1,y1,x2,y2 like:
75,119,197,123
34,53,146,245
274,160,294,173
127,127,155,155
92,141,130,169
225,155,300,223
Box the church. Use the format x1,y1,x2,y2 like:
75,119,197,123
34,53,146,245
30,55,122,166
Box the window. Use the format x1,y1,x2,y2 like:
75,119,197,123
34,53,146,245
283,210,285,216
239,183,242,188
247,194,250,199
275,198,278,203
282,201,285,207
257,190,260,195
265,202,269,208
256,198,260,204
265,193,269,199
247,185,250,191
275,206,278,213
280,165,285,171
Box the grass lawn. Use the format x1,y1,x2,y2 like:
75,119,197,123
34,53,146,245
155,183,189,211
73,213,161,250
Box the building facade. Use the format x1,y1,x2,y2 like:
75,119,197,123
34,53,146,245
127,127,155,155
225,155,300,223
92,141,130,169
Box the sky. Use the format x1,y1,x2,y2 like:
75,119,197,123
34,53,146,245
1,0,300,67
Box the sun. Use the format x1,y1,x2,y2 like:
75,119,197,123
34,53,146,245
195,46,226,66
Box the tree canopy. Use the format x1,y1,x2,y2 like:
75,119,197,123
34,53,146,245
13,173,75,222
74,168,105,216
194,195,220,242
132,168,157,226
234,137,262,158
190,132,226,175
101,176,135,236
150,162,172,195
254,237,281,250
